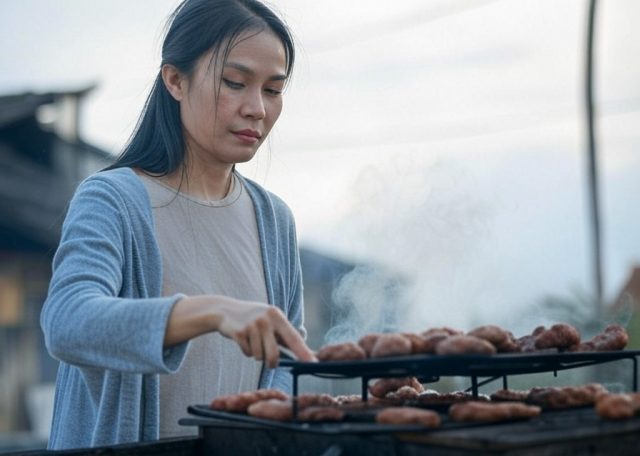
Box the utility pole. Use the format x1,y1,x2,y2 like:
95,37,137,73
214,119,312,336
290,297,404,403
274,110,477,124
585,0,603,316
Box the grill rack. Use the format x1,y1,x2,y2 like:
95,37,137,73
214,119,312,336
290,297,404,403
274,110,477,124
279,350,640,413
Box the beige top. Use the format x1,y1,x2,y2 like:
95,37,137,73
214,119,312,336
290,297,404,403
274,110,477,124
139,172,267,438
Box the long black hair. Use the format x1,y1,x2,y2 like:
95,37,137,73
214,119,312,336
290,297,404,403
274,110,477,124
105,0,295,174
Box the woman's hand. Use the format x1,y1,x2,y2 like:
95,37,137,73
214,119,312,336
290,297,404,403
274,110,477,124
164,295,316,367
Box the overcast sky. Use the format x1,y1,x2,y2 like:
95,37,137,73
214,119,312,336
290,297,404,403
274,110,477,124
2,0,639,331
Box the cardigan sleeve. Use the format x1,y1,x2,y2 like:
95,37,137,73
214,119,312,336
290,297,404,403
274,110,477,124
287,221,307,340
40,174,188,374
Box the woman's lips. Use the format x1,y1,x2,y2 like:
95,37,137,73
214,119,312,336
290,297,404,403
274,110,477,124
233,129,261,144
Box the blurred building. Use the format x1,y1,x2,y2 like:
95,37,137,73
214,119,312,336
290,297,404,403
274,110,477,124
611,266,640,349
0,87,111,444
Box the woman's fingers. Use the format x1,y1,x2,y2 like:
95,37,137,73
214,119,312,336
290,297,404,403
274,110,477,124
221,301,316,364
240,316,279,367
233,331,252,357
269,309,317,362
262,329,280,368
248,323,264,361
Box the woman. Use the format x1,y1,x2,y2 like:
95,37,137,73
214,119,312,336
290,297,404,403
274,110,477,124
40,0,315,450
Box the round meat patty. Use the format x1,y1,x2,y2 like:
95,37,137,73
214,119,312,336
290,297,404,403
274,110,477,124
571,324,629,352
370,333,413,358
369,377,424,399
402,332,434,354
534,324,581,350
420,331,452,354
386,385,421,401
435,335,497,355
422,327,464,337
468,325,519,353
357,333,383,357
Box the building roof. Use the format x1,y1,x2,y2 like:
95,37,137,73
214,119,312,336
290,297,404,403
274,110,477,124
0,86,111,250
0,86,95,129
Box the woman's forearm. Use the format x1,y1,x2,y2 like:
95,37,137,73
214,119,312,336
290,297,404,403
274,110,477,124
163,295,223,347
163,294,316,366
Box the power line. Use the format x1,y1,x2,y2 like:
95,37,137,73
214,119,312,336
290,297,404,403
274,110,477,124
306,0,503,55
287,97,640,153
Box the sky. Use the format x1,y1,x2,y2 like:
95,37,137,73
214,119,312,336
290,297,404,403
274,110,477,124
1,0,639,332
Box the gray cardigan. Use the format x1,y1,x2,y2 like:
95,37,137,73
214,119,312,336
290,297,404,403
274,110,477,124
40,168,305,450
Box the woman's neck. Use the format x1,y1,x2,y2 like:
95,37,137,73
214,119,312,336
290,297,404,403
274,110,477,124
163,160,235,201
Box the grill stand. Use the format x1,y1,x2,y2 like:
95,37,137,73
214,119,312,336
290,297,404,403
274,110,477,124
461,355,639,397
286,351,640,417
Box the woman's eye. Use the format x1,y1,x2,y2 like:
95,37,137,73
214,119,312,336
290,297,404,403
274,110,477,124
222,78,244,89
265,88,283,96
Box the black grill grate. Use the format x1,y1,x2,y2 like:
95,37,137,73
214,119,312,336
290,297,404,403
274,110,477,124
280,350,640,399
182,407,640,455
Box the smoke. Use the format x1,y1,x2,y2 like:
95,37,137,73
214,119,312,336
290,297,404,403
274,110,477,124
323,156,496,342
324,264,409,344
320,151,639,344
512,289,636,340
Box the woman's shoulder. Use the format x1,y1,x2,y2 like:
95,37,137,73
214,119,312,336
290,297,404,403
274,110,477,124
79,167,145,197
84,166,140,186
71,167,151,215
237,173,292,216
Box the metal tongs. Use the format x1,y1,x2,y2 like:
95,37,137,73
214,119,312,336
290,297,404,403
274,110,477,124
278,345,298,361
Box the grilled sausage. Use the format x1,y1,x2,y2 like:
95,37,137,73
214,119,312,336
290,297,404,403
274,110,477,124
596,393,640,420
295,393,339,408
571,324,629,352
490,389,530,402
449,401,541,422
376,407,441,428
415,391,489,406
255,389,289,401
247,399,293,421
316,342,367,362
210,389,289,413
297,406,345,422
526,383,607,409
210,392,255,413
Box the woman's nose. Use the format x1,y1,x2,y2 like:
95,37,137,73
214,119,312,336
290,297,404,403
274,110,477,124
241,90,266,119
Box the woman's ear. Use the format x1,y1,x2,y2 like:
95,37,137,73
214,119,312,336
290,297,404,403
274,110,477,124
162,64,186,101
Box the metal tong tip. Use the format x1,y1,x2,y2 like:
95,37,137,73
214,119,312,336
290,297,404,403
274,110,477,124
278,345,297,361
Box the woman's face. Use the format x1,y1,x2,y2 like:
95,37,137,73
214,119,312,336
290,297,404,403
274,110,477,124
178,30,287,168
